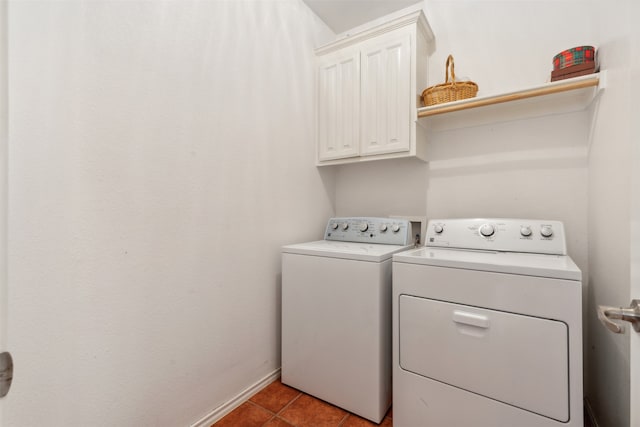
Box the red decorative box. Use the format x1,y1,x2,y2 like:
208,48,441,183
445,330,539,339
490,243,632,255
553,46,595,70
550,62,599,82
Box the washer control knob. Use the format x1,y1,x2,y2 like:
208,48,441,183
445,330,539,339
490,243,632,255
379,224,388,232
434,224,444,234
520,226,532,237
540,225,554,238
392,224,401,233
479,224,495,237
331,222,339,230
341,223,349,231
359,223,369,232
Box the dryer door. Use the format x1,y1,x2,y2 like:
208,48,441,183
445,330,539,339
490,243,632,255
399,296,569,422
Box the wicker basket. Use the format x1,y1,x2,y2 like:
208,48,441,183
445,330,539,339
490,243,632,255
422,55,478,106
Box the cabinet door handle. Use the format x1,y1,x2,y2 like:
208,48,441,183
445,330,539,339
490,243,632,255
597,300,640,334
453,310,489,328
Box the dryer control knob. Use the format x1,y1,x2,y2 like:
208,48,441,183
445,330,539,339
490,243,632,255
392,224,401,233
359,223,369,232
520,226,532,237
434,224,444,234
331,222,339,230
379,224,388,232
540,225,554,238
341,223,349,231
479,224,495,237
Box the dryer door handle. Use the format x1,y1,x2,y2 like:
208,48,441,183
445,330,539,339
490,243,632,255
597,300,640,334
452,310,490,329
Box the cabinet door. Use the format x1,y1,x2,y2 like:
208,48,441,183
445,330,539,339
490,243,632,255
317,51,360,161
360,34,411,156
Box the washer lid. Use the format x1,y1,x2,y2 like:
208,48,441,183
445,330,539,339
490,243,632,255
282,240,414,262
393,247,581,281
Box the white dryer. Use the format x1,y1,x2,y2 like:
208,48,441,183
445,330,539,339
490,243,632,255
392,218,583,427
282,217,414,423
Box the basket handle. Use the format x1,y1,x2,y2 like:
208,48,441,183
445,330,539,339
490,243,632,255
445,54,456,84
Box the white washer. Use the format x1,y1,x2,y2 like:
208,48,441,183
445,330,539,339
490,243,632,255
392,218,583,427
282,217,414,423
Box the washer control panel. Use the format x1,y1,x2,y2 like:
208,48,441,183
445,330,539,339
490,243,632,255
425,218,567,255
325,217,412,245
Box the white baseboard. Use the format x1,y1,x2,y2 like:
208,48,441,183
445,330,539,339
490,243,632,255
190,368,281,427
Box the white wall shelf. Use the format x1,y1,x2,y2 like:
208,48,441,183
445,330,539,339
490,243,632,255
417,72,604,131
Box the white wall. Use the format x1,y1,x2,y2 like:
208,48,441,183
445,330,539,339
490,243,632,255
424,0,596,97
0,1,7,417
335,158,427,218
6,1,334,426
424,111,590,271
336,0,612,426
334,2,636,425
5,1,636,426
336,0,594,271
423,0,595,277
630,2,640,425
586,1,635,425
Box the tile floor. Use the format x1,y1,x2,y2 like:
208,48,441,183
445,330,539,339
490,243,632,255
212,378,392,427
212,377,594,427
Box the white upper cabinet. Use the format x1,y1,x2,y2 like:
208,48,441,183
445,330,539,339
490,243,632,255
360,33,411,156
317,50,360,161
315,9,434,166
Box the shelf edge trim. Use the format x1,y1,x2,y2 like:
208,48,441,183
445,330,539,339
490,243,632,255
417,74,600,118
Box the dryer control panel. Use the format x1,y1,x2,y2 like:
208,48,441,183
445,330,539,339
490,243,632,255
325,217,412,245
425,218,567,255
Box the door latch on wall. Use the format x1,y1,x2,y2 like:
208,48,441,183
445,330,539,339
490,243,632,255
0,351,13,398
597,299,640,334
